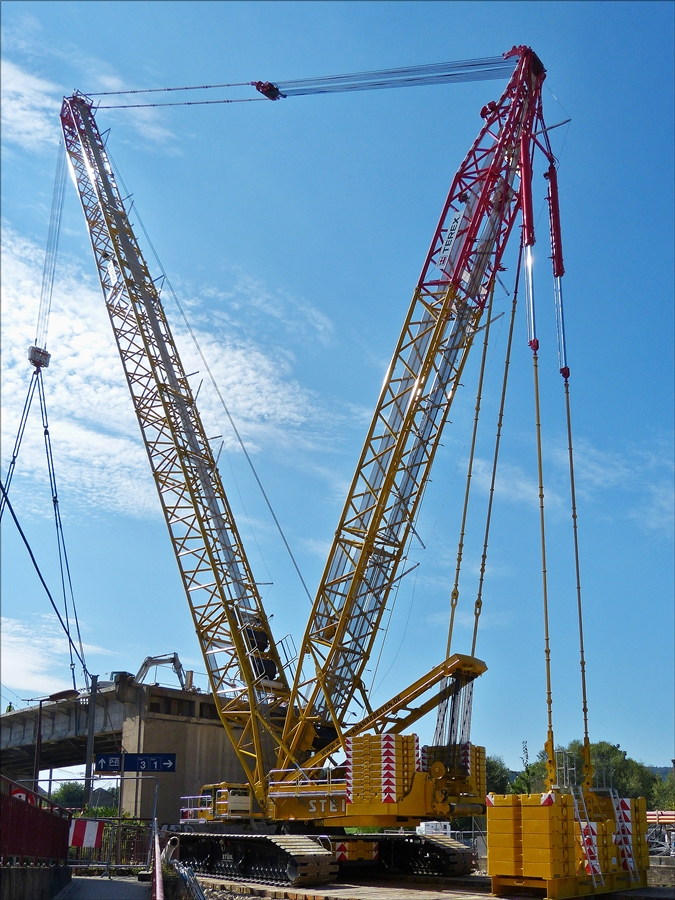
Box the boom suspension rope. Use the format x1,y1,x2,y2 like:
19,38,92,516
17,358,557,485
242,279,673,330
91,54,518,108
543,156,594,787
445,285,497,658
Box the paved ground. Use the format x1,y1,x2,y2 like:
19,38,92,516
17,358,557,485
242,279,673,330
201,882,491,900
50,874,675,900
54,875,151,899
199,878,675,900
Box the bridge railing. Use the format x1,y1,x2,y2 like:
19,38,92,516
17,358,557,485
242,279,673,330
0,775,71,864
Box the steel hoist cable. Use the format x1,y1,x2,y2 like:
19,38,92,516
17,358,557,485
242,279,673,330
445,283,497,658
0,482,89,676
471,244,524,657
1,140,88,687
433,285,496,748
544,154,594,785
526,279,557,790
36,140,67,349
90,55,517,108
37,374,88,688
0,371,40,521
1,141,66,520
564,375,592,781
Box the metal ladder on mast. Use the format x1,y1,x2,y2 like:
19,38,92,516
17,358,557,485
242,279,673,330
608,788,639,881
570,785,604,888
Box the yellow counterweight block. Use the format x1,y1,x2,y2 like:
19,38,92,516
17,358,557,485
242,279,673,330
346,734,419,805
487,792,648,899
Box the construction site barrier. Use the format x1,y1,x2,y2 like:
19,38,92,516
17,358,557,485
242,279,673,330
67,819,152,869
0,775,71,865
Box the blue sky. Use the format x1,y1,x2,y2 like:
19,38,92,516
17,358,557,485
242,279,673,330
1,1,673,775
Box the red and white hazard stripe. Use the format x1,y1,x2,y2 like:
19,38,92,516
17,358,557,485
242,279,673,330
345,737,353,804
69,819,105,849
381,734,397,803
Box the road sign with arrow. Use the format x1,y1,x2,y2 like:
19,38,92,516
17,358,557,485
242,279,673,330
94,753,176,773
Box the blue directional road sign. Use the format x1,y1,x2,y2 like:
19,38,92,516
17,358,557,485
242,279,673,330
94,753,176,773
95,754,122,772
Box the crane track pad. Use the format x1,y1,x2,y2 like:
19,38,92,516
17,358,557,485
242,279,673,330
175,831,338,886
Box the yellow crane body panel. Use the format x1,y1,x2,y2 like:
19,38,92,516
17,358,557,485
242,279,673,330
488,792,648,899
267,736,485,826
186,736,486,827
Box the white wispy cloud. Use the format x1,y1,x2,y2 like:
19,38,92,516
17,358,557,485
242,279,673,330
0,58,61,150
301,537,333,559
1,226,338,521
0,56,177,152
472,456,564,511
0,615,110,697
204,271,334,347
550,437,674,535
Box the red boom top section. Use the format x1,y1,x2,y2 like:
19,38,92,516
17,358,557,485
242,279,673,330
416,46,546,308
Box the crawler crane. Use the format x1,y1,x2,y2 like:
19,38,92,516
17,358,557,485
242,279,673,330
61,46,633,889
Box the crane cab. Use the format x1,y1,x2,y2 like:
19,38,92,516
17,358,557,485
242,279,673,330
181,782,260,824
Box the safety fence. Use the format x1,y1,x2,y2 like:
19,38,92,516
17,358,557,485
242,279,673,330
0,775,71,864
68,818,152,869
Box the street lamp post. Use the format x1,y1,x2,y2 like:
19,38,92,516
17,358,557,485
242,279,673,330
28,688,81,794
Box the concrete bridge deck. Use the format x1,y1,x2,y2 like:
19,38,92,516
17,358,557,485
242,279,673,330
1,673,245,824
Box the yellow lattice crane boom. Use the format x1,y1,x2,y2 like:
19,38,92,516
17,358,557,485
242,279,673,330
60,94,291,810
281,46,546,768
61,47,617,888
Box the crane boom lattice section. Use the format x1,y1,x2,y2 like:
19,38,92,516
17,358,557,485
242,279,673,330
60,95,290,803
284,48,545,764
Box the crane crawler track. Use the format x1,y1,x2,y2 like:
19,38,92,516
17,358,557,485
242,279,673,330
176,832,338,886
357,833,474,877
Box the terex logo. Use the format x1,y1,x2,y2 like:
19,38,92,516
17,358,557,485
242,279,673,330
438,206,466,270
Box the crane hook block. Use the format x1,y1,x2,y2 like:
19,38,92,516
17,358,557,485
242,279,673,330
252,81,285,100
28,346,51,368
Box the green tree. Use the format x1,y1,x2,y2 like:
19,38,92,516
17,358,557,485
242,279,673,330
508,742,547,795
650,771,674,810
486,755,512,794
52,781,86,808
498,739,665,802
579,740,656,798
